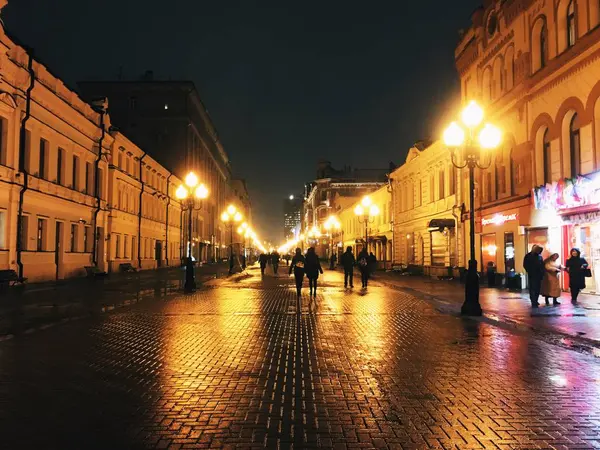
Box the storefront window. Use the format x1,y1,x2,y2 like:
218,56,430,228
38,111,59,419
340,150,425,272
504,232,515,273
481,233,497,272
568,224,600,293
430,231,446,266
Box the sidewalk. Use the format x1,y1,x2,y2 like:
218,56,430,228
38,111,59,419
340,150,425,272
371,269,600,350
0,263,230,337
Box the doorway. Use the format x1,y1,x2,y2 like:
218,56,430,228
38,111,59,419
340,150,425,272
155,241,162,267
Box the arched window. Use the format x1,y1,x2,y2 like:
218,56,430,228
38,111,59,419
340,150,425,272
569,113,581,178
531,17,547,73
482,67,493,103
567,1,576,48
543,129,552,184
510,149,516,195
505,47,515,90
492,57,504,98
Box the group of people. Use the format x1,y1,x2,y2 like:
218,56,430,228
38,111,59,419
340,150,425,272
524,246,589,308
258,251,281,275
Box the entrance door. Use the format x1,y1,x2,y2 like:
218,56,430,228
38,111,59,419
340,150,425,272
55,221,63,280
155,241,162,267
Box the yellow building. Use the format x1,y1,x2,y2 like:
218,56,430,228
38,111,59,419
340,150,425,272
337,184,393,268
389,141,464,277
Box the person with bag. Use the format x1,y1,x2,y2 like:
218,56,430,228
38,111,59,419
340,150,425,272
304,247,323,297
541,253,561,306
289,248,306,298
565,248,589,304
341,246,355,288
357,248,370,288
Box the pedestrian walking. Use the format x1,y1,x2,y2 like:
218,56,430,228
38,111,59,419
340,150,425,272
565,248,589,304
305,247,323,297
259,253,268,276
541,253,561,306
289,248,306,298
358,248,370,288
368,252,377,277
272,251,280,275
523,245,544,308
341,246,355,288
329,252,337,270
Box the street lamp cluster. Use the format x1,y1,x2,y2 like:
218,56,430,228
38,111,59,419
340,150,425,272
443,100,502,316
176,171,267,291
354,195,379,252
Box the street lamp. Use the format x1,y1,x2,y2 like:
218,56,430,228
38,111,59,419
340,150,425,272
354,196,379,253
237,222,250,269
221,204,243,274
443,100,502,316
324,215,341,258
175,172,209,292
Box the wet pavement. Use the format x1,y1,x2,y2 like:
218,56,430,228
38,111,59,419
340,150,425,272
1,268,600,449
372,272,600,349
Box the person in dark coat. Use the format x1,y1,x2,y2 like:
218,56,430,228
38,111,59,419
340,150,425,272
289,248,306,297
565,248,589,305
272,252,280,275
304,247,323,297
358,248,370,288
368,252,377,277
329,252,337,270
259,253,268,275
523,245,544,308
341,246,355,288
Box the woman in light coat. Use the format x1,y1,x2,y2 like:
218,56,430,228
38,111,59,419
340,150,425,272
541,253,561,306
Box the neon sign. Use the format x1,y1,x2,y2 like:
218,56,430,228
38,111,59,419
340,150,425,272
482,213,518,226
533,175,600,211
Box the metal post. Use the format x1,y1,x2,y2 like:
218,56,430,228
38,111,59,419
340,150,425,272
184,202,196,292
462,162,482,315
229,224,234,274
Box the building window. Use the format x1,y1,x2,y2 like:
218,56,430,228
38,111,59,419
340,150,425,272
124,235,129,258
567,0,576,48
496,164,506,196
98,167,104,199
39,138,48,179
72,155,79,190
570,113,581,178
438,169,445,199
36,218,47,251
510,150,516,195
416,179,422,207
449,167,456,196
19,215,29,251
540,23,547,68
0,210,6,249
84,226,93,253
0,117,6,166
429,174,435,203
57,148,65,185
485,172,492,203
116,234,121,258
70,224,78,252
543,129,552,184
85,162,92,194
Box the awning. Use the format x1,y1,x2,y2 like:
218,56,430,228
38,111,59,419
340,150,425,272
428,219,455,229
355,236,388,244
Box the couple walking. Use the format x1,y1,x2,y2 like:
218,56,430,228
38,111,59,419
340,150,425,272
289,247,323,297
524,246,589,308
340,247,372,289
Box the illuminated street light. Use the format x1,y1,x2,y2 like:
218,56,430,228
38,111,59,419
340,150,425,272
176,172,209,292
221,204,244,274
355,196,379,253
442,100,502,316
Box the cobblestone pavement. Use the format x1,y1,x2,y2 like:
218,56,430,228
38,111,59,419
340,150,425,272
1,268,600,449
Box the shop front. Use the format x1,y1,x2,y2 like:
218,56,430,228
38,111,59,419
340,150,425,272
533,174,600,294
477,200,531,288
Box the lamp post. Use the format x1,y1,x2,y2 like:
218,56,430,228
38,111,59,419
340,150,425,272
443,100,502,316
354,196,379,253
221,204,243,274
175,172,209,292
324,215,341,259
237,222,250,269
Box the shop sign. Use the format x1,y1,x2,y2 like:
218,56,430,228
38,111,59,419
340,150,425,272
482,213,518,226
561,210,600,224
533,175,600,211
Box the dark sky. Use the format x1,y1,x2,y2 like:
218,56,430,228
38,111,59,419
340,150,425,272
4,0,478,242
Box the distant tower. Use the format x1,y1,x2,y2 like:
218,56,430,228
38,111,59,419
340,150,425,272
283,194,302,239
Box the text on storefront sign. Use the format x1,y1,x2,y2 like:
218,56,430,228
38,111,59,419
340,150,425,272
482,213,518,226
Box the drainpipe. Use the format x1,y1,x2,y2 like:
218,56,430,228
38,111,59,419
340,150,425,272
137,152,147,269
387,175,394,267
16,50,35,279
452,204,462,271
165,174,172,266
91,106,106,266
179,208,184,263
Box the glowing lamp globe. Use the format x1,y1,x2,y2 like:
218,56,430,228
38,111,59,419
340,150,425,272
227,204,236,215
354,205,365,216
175,185,188,200
369,205,380,216
479,123,502,150
195,184,209,199
461,101,484,128
443,122,465,147
185,172,199,188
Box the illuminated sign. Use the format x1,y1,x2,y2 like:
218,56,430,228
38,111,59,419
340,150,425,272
482,213,518,226
533,175,600,211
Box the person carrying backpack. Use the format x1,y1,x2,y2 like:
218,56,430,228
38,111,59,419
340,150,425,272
358,248,369,288
289,248,306,298
341,246,356,288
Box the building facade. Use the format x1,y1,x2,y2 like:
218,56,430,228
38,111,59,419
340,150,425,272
390,141,464,277
78,77,237,262
303,160,389,257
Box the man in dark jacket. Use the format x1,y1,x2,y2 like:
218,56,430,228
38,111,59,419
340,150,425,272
259,253,268,275
341,247,355,288
272,252,280,275
523,245,544,308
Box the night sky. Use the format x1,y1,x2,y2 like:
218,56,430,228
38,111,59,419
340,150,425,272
4,0,478,241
